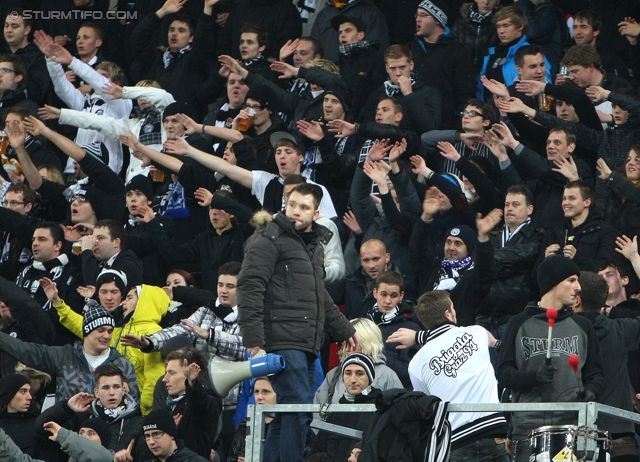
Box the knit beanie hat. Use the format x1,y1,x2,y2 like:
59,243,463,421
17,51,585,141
245,85,279,113
445,225,477,255
324,86,353,114
143,409,178,437
0,374,29,412
163,102,194,120
418,0,449,27
74,185,105,219
82,300,115,336
79,418,112,448
342,353,376,385
96,269,128,297
124,174,154,201
537,255,580,296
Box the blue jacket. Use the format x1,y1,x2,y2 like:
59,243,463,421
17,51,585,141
476,35,552,100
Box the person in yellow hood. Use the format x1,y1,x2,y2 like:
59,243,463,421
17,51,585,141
52,284,169,415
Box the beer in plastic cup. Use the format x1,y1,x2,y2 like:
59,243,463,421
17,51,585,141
237,108,257,132
72,241,83,254
538,94,553,111
0,131,8,155
152,168,165,182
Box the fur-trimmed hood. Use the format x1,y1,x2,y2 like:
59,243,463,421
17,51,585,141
251,210,274,227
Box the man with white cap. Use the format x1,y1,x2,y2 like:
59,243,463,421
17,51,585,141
408,0,476,129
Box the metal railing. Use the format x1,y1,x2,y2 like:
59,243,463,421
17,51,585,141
243,401,640,462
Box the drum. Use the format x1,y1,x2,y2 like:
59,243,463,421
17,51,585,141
529,425,611,462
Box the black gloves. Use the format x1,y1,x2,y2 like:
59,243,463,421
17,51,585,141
535,362,557,384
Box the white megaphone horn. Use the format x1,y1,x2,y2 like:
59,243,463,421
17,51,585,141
208,350,286,397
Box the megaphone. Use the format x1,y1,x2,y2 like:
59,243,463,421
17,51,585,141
208,350,286,397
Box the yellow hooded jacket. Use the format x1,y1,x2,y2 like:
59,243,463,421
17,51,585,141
54,285,169,415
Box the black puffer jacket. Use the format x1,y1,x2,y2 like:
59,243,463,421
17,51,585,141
336,43,387,116
0,411,42,458
450,3,501,73
541,211,619,272
479,224,542,325
237,212,355,354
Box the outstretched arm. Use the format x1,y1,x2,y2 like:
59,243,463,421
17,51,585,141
23,116,85,162
119,132,183,173
163,137,253,188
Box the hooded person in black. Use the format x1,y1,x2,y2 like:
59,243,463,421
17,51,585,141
498,255,604,462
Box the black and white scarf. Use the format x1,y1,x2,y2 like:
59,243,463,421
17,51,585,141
435,255,473,291
368,303,401,325
162,45,191,69
339,40,371,56
242,55,266,68
383,72,417,98
501,218,531,247
137,106,163,146
468,3,493,24
94,396,130,424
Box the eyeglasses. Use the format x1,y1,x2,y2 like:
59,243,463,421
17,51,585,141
415,13,431,19
460,110,485,119
1,200,24,207
0,68,15,74
244,104,263,111
70,195,88,203
144,431,165,441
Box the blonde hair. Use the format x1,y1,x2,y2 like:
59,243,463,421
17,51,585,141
135,79,162,89
338,318,383,362
37,165,64,185
15,363,52,387
304,58,340,75
96,61,124,85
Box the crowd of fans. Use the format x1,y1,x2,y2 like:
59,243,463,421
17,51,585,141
1,0,640,460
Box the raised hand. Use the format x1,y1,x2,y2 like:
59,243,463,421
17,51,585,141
194,187,213,207
77,285,95,298
496,97,531,115
120,335,151,349
279,38,300,61
118,131,143,152
480,76,509,100
367,139,391,162
175,113,200,135
514,79,546,96
182,358,201,385
67,392,94,412
159,0,187,16
43,421,62,441
482,130,509,162
585,86,610,103
552,155,579,181
388,138,407,164
421,187,442,221
270,60,298,79
5,120,26,149
362,160,389,187
619,17,640,45
491,122,518,148
409,154,431,177
38,105,61,121
326,119,355,138
218,55,245,77
163,137,190,155
102,83,124,99
23,116,48,137
343,210,362,234
297,120,325,141
596,158,612,180
33,30,57,58
616,235,639,261
134,204,155,223
437,141,461,162
181,319,209,339
39,278,61,305
476,208,503,239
